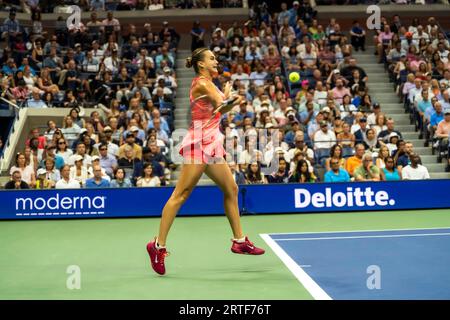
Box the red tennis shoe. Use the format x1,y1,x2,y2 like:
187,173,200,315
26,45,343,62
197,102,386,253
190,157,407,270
231,236,265,255
146,239,169,275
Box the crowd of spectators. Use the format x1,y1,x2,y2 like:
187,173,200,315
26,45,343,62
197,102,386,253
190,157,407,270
2,5,181,189
3,1,450,189
380,15,450,172
208,1,444,185
0,0,243,14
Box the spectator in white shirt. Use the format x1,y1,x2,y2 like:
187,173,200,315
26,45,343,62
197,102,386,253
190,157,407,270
402,154,430,180
314,121,337,150
56,165,81,189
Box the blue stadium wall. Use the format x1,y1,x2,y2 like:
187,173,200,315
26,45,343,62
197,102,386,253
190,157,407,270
1,180,450,220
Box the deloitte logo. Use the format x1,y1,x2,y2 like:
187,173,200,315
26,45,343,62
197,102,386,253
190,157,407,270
15,193,106,215
294,187,396,209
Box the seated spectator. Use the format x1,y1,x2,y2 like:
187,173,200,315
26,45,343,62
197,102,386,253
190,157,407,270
267,157,290,183
68,141,93,167
378,118,403,143
228,161,246,185
27,89,47,108
96,143,118,177
354,153,381,182
118,145,143,184
397,141,414,169
376,145,391,169
10,152,35,187
55,164,80,189
354,117,369,145
363,129,382,153
110,167,132,188
117,132,143,160
61,115,81,148
337,122,355,158
136,163,161,187
88,156,111,182
402,154,430,180
86,165,111,188
345,143,365,177
381,156,402,181
289,159,317,183
70,155,91,187
35,168,55,189
324,144,346,172
313,121,336,165
40,156,60,185
245,161,268,184
4,170,30,189
324,159,351,183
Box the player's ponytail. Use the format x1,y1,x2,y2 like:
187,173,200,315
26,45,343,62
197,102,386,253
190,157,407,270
186,48,209,73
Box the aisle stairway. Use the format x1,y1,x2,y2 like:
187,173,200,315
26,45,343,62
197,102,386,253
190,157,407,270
352,47,450,179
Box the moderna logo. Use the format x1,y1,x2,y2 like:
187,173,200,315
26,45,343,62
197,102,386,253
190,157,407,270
15,193,106,217
294,187,396,209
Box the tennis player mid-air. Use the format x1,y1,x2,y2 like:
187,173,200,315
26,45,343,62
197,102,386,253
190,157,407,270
147,48,265,275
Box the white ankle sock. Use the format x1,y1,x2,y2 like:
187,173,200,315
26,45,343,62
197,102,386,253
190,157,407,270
234,236,246,243
155,238,166,249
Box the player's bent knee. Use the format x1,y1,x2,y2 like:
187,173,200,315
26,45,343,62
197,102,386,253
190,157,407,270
172,188,193,205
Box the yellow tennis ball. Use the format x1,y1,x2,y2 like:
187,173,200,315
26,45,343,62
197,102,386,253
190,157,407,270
289,72,300,83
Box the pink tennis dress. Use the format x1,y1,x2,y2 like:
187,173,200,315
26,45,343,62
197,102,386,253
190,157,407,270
178,76,226,163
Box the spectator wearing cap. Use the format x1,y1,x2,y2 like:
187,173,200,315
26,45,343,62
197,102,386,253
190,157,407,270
156,67,177,89
313,121,336,163
125,125,144,146
307,110,326,140
345,143,365,177
5,170,30,190
117,132,143,160
354,153,381,182
88,155,111,181
354,117,369,145
86,164,111,188
402,154,430,180
70,155,90,187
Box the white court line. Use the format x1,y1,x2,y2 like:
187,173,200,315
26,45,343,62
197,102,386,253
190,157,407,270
268,226,450,236
260,234,332,301
274,232,450,241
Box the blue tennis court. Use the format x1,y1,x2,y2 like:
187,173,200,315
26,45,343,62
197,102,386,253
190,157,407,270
261,228,450,300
